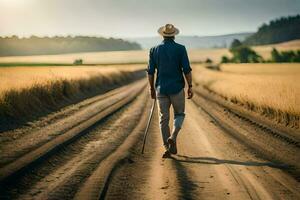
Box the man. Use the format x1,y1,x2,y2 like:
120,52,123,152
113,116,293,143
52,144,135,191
147,24,193,158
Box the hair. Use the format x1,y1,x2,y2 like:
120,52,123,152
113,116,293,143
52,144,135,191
163,36,175,40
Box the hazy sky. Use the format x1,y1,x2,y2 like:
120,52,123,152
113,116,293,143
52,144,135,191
0,0,299,38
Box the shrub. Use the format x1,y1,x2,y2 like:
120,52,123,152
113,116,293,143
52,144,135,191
73,59,83,65
221,56,230,63
205,58,213,63
220,39,263,63
230,39,243,49
271,48,300,63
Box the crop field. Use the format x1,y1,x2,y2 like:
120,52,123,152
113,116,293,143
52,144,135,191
252,39,300,60
193,63,300,128
0,64,144,130
2,1,300,198
220,63,300,74
0,65,144,94
0,39,299,65
0,40,299,200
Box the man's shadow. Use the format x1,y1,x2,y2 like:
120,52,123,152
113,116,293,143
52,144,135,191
170,155,289,169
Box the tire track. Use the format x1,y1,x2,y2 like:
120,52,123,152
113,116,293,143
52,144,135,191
192,89,300,178
0,79,146,167
0,79,146,182
0,80,149,199
195,87,299,147
74,96,151,200
102,91,299,200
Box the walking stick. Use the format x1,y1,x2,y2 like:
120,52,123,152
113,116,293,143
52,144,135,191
141,98,156,154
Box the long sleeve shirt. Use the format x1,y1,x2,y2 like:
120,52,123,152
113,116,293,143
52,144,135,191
147,38,192,95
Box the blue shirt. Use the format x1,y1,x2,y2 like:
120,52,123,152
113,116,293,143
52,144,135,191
147,38,192,95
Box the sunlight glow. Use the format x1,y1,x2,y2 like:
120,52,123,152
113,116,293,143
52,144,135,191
0,0,28,6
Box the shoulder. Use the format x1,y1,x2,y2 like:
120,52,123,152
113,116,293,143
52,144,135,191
152,42,164,49
173,41,186,49
149,43,162,54
149,46,155,54
173,41,187,53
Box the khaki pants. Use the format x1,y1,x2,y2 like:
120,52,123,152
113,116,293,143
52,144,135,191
156,89,185,149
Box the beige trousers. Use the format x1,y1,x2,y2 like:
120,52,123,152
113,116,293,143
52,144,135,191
156,89,185,149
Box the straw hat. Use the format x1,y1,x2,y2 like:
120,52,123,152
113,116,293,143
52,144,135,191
158,24,179,37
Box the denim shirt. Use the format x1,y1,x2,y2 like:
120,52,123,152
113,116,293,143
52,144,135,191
147,39,192,95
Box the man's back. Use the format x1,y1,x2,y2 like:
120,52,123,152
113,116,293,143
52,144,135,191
147,24,193,158
147,38,191,95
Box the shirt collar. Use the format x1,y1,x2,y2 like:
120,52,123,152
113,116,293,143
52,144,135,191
162,38,175,44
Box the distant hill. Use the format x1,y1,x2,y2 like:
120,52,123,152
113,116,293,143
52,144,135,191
127,32,253,49
0,36,141,57
244,15,300,46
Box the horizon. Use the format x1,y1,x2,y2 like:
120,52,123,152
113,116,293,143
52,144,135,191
1,0,299,38
0,31,254,39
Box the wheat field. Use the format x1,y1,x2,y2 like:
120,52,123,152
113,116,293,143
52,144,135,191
0,64,144,130
220,63,300,74
0,40,299,130
0,65,144,94
193,63,300,128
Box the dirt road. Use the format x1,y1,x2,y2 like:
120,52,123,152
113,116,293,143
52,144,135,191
0,79,299,200
105,94,300,200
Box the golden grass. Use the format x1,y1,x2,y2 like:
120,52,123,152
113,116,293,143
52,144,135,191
0,64,144,131
0,39,299,130
253,39,300,60
0,65,144,94
0,49,230,64
0,51,149,65
193,63,300,128
220,63,300,74
0,39,298,65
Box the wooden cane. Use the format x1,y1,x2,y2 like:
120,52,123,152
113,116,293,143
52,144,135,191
141,98,156,154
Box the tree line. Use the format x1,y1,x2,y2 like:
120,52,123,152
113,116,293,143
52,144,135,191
243,15,300,45
221,39,300,63
0,36,141,56
219,14,300,64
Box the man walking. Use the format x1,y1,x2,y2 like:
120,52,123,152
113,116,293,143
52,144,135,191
147,24,193,158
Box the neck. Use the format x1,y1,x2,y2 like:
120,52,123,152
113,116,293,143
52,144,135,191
163,37,175,42
163,37,174,39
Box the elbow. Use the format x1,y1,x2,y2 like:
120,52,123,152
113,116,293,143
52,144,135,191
183,68,192,75
147,70,155,76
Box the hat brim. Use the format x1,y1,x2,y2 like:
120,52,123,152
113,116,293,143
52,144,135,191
158,26,179,37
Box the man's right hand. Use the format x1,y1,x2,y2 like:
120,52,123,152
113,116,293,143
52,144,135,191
187,87,194,99
150,88,156,99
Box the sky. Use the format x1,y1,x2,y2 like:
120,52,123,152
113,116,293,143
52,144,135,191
0,0,299,38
